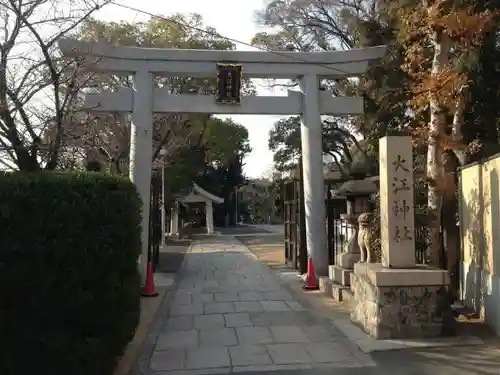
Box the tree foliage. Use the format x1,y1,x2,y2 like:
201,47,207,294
203,117,251,167
62,15,252,223
0,10,256,175
392,0,497,266
255,0,500,268
394,0,495,148
67,15,255,174
0,0,107,171
268,116,360,174
193,118,251,226
461,2,500,160
158,116,251,226
253,0,412,175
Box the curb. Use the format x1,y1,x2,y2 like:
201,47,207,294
131,242,194,375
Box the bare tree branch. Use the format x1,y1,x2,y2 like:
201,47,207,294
0,0,109,170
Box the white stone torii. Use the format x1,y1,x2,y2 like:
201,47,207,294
58,38,386,280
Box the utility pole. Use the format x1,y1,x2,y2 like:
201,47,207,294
160,148,166,247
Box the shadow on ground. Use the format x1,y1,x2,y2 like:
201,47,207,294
371,344,500,375
216,224,273,235
237,234,285,269
237,231,500,375
156,238,190,274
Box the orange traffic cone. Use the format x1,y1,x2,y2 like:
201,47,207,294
142,262,158,297
302,257,319,290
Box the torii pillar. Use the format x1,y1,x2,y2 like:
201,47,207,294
300,75,328,277
129,70,154,281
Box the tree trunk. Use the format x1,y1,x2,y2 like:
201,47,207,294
451,85,468,165
427,30,450,267
427,142,443,267
442,150,460,299
438,83,468,299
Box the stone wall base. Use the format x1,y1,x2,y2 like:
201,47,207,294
350,263,453,339
329,265,352,286
337,252,360,269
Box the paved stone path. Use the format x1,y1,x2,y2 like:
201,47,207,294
148,237,374,375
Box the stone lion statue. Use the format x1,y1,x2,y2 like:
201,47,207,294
358,212,373,263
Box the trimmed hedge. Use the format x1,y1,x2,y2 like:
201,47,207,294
0,172,142,375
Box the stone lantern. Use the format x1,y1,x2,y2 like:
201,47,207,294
328,178,377,301
291,164,301,180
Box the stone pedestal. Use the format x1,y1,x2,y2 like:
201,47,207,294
328,265,356,301
351,263,452,339
330,263,355,285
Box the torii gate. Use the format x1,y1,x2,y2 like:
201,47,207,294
58,39,386,281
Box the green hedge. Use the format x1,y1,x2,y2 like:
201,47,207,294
0,172,142,375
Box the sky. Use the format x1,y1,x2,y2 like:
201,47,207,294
93,0,287,178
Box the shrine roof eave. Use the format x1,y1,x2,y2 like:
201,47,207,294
180,184,224,204
333,179,378,197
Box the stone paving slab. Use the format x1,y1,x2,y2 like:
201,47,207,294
148,237,374,374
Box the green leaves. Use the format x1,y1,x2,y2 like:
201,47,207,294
161,116,251,209
0,171,141,375
253,0,412,143
70,16,256,180
268,116,359,174
203,117,251,167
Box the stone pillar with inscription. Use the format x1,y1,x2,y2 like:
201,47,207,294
350,136,452,340
379,136,416,268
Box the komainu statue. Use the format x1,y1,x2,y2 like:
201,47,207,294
358,212,373,263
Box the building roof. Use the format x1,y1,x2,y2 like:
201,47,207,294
180,183,224,204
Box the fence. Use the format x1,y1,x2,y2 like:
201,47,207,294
282,177,435,268
414,225,429,264
283,178,348,272
149,170,162,270
327,217,348,264
283,179,307,273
